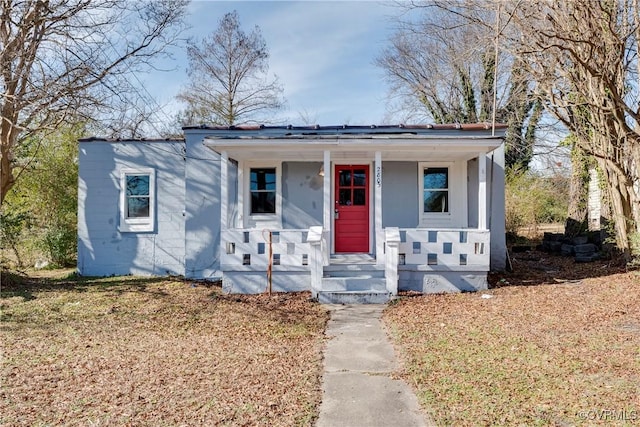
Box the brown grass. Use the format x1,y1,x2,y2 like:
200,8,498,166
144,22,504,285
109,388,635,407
4,251,638,426
1,272,329,426
384,255,640,426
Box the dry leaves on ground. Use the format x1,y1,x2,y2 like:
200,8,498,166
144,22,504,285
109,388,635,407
1,273,329,426
385,254,639,426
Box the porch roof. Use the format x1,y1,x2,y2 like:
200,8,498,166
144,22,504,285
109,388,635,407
201,124,505,162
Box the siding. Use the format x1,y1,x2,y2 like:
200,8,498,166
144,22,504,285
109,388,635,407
488,146,507,270
282,161,324,229
381,162,419,228
381,160,467,229
78,131,508,277
77,141,186,276
184,130,223,279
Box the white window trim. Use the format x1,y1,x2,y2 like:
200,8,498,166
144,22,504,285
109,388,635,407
119,168,155,233
418,162,452,226
243,162,282,229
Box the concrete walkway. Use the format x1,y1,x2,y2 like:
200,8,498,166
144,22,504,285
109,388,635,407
316,305,435,427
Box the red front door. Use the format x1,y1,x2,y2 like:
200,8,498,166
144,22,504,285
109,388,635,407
335,165,369,253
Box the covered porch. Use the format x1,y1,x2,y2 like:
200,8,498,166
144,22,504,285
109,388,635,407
205,125,504,302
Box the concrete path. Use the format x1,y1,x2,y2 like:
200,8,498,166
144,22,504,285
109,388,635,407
316,304,435,427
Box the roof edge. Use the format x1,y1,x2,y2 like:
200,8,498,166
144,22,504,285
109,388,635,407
182,123,508,131
78,137,185,143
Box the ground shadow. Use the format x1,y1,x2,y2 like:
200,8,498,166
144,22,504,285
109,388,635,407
488,247,632,288
208,289,329,326
0,270,181,301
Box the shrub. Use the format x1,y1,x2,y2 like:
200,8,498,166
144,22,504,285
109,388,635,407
630,232,640,267
1,125,80,268
505,168,568,235
42,225,77,268
0,211,32,267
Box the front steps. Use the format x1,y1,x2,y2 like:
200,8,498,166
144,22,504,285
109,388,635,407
318,289,392,304
318,255,393,304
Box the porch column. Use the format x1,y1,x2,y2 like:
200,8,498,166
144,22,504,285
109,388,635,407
323,150,331,260
221,151,228,232
236,160,244,228
478,152,487,230
375,151,384,264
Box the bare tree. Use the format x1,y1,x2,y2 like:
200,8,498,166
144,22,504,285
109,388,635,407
504,0,640,256
376,2,543,169
297,108,320,126
0,0,188,204
176,10,284,127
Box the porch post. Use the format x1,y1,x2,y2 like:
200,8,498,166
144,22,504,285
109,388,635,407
478,152,487,230
307,226,324,298
375,151,384,264
221,151,228,232
236,160,244,228
323,150,331,262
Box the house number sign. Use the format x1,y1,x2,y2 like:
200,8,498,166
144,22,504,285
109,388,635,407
376,166,382,188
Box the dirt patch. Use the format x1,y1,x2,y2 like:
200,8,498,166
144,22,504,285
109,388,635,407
385,254,639,426
1,274,329,426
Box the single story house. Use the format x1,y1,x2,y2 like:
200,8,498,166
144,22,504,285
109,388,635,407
78,124,507,303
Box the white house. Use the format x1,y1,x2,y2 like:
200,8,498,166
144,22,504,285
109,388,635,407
78,124,507,303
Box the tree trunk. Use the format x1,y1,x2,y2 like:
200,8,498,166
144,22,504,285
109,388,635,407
598,158,635,260
1,116,18,205
0,145,13,205
564,146,589,237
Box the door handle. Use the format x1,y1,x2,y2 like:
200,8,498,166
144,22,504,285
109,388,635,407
334,209,339,219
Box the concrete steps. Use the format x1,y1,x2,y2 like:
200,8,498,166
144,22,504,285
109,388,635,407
318,289,392,304
319,255,391,304
323,264,385,279
321,277,386,291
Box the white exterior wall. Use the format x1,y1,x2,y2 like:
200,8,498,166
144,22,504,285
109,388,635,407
381,160,467,228
184,129,224,279
77,140,186,276
78,128,507,282
466,146,506,270
489,145,507,270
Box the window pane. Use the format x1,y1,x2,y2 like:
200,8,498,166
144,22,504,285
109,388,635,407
353,169,366,186
339,170,351,186
127,196,150,218
339,189,351,205
353,189,366,205
250,168,276,191
423,168,448,189
251,191,276,213
126,175,149,196
424,190,448,212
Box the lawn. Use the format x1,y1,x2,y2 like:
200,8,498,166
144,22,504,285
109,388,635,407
384,255,640,426
1,271,329,426
3,254,638,427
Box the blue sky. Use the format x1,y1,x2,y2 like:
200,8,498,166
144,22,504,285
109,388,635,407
143,1,398,127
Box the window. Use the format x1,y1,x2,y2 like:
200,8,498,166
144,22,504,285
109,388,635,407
337,168,367,206
422,167,449,213
418,161,465,228
250,168,276,214
242,162,281,228
120,168,155,232
126,175,150,218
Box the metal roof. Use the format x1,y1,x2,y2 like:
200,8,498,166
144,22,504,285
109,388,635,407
184,123,507,138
